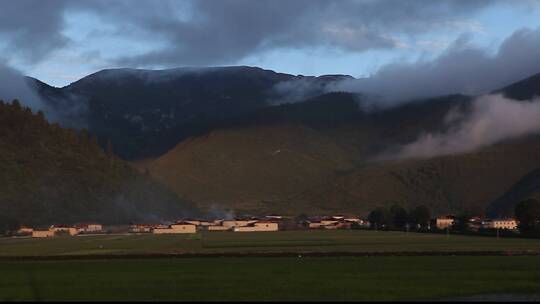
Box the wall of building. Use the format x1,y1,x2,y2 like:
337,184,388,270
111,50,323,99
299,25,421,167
234,223,279,232
153,224,197,234
207,226,230,231
436,219,454,229
32,230,54,238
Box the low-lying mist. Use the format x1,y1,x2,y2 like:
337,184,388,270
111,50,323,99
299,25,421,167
0,62,48,111
381,94,540,160
0,62,89,129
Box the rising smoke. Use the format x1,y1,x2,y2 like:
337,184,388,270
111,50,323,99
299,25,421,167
382,94,540,160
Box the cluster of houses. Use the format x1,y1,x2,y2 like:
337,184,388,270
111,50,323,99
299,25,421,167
16,223,104,238
130,216,281,234
14,214,519,238
304,215,368,229
435,215,518,231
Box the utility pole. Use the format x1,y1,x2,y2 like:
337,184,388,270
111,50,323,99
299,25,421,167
496,228,500,240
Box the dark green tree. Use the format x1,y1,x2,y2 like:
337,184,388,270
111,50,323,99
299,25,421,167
106,139,114,156
390,204,408,229
515,198,540,234
368,207,390,229
0,215,19,235
79,128,90,145
452,212,472,232
410,205,431,229
11,99,21,111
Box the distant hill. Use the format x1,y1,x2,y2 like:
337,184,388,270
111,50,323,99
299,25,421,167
25,67,540,217
0,100,198,230
290,136,540,216
138,113,540,216
135,73,540,216
29,66,351,160
29,66,540,162
136,124,354,214
495,73,540,100
487,168,540,217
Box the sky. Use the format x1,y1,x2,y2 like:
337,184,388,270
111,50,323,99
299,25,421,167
1,0,540,87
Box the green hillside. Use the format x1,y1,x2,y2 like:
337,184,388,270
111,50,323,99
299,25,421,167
23,69,540,217
137,89,540,216
290,137,540,216
138,124,354,213
487,168,540,217
0,100,198,230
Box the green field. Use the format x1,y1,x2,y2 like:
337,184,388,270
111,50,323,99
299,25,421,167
1,230,540,257
2,231,540,301
1,256,540,301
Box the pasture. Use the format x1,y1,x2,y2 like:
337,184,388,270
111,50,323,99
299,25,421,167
1,230,540,257
1,256,540,301
2,230,540,301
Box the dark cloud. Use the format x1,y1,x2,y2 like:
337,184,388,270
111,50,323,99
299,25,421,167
113,0,498,67
0,0,69,63
331,27,540,107
0,0,501,67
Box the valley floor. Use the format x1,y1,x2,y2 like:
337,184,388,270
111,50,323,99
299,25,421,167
2,231,540,301
2,256,540,301
1,230,540,257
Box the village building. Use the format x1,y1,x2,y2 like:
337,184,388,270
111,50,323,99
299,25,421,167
264,215,284,220
17,226,34,235
222,219,258,228
129,223,155,233
75,223,103,234
233,221,279,232
49,225,78,236
307,216,351,230
435,215,455,229
183,219,217,227
467,216,484,231
153,223,197,234
207,225,231,231
308,222,325,229
321,219,340,226
482,219,518,230
170,223,197,233
32,230,55,238
344,217,361,223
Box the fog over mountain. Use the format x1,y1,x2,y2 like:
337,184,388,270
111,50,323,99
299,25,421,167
324,27,540,107
0,62,47,111
385,94,540,160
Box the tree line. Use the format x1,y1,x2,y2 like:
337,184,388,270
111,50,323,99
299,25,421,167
367,204,431,231
366,198,540,236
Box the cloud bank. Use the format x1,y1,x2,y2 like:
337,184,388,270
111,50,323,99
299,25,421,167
387,94,540,160
332,27,540,107
0,0,503,67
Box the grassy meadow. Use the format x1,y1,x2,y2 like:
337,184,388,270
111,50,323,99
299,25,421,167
1,256,540,301
1,230,540,257
2,230,540,301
